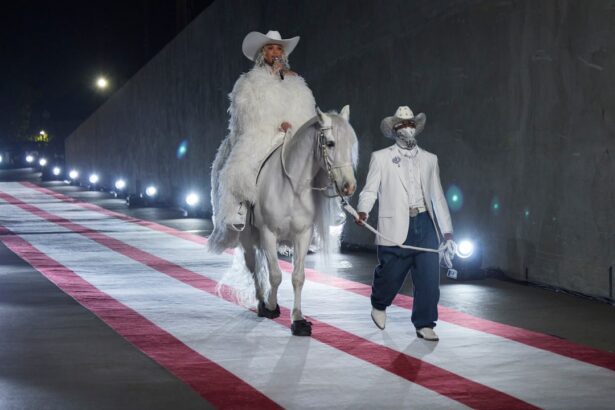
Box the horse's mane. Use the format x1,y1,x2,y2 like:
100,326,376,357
280,115,318,181
316,114,358,259
293,115,319,138
289,113,352,260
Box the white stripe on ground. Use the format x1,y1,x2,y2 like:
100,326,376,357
0,194,467,409
4,183,615,409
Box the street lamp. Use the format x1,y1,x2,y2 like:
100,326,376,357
96,76,109,90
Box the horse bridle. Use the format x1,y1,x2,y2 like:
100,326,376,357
313,126,352,202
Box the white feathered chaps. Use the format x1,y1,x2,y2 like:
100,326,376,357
220,107,358,333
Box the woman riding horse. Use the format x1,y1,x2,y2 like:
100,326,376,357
209,30,316,252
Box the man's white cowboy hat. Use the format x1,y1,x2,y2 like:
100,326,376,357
380,106,427,140
242,30,300,61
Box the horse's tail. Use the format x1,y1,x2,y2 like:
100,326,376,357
253,246,271,302
206,226,240,254
207,134,245,254
215,234,271,307
210,135,232,218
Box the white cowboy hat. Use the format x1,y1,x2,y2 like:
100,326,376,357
242,30,300,61
380,106,427,140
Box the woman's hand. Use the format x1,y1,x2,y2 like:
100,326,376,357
272,58,284,74
355,212,367,225
280,122,292,133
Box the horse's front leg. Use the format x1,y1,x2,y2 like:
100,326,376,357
258,228,282,318
290,229,313,336
239,227,265,303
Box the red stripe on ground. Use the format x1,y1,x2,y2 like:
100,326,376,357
22,182,615,372
0,225,280,410
21,182,206,244
290,266,615,372
2,188,536,410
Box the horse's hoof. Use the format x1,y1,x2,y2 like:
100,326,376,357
291,319,312,336
257,301,280,319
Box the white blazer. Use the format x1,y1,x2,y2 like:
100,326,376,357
357,145,453,246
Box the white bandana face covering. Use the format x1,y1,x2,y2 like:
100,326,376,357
395,127,417,149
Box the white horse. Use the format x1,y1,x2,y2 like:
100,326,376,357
238,106,358,336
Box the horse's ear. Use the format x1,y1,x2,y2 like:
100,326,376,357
316,106,326,125
316,106,332,127
340,105,350,121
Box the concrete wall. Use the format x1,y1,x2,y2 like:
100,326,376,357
66,0,615,297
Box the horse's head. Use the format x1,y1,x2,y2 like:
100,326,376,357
315,106,358,197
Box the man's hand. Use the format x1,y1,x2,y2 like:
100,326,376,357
280,122,292,133
439,234,457,269
355,212,367,225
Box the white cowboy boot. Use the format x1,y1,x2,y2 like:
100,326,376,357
371,308,386,330
416,327,439,341
228,202,247,232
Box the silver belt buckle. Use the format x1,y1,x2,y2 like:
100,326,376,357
409,207,419,218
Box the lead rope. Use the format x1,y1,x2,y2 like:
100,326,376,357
314,127,439,253
339,201,438,253
314,128,455,267
340,199,456,268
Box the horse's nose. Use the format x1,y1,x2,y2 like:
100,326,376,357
343,183,356,196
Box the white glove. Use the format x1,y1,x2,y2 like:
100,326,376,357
438,240,458,269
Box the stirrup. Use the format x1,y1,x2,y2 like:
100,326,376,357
227,202,247,232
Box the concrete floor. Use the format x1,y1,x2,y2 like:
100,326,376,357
1,168,614,409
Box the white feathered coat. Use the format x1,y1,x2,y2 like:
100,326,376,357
212,66,316,221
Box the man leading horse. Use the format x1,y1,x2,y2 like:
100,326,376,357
356,106,456,342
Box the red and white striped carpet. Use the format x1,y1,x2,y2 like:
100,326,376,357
1,181,614,409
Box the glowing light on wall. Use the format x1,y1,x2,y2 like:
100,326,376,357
177,140,188,159
490,196,500,215
446,185,463,212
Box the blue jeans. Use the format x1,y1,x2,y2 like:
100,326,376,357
371,212,440,329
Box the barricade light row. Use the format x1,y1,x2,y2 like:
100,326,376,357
58,167,205,216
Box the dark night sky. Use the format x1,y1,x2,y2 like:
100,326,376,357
0,1,212,152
